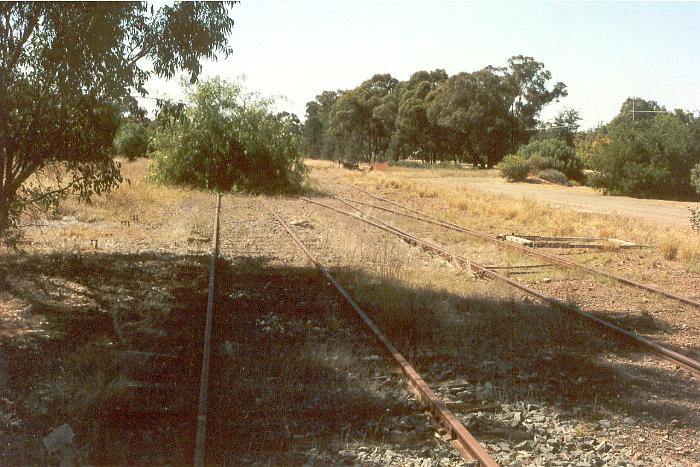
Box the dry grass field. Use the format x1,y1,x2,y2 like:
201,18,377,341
0,158,698,465
308,159,700,274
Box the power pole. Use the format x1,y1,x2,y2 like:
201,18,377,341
628,97,665,122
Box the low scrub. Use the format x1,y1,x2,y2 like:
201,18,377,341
587,114,699,199
497,154,529,182
690,206,700,233
150,78,307,193
658,235,679,260
498,138,583,184
113,120,149,161
388,160,466,170
692,163,700,195
517,138,583,181
536,168,569,185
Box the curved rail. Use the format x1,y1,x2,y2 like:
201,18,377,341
302,196,700,378
346,185,700,310
194,192,221,466
267,203,498,467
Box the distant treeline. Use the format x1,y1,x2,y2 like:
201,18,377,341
301,55,567,167
300,56,700,200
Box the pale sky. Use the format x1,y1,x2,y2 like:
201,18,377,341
144,1,700,129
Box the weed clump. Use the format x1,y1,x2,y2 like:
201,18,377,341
536,168,570,185
497,154,530,182
658,235,679,260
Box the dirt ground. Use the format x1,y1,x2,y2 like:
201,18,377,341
418,175,697,228
0,159,698,465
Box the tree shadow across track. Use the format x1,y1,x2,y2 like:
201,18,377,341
0,251,697,464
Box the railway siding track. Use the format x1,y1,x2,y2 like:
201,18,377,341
301,196,700,379
346,185,700,310
267,203,498,466
192,193,696,465
193,195,497,464
194,192,221,466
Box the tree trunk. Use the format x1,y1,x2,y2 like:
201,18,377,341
0,195,11,233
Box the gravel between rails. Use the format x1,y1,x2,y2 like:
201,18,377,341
211,194,468,465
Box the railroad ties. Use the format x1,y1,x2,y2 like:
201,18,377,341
191,188,696,464
267,203,498,466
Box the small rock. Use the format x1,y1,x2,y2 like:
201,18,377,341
510,412,522,428
43,424,75,456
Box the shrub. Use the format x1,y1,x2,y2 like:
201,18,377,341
588,114,699,199
575,129,609,169
113,120,149,160
692,164,700,195
536,169,569,185
517,138,583,181
690,206,700,233
526,154,550,172
150,78,307,193
659,235,679,260
497,154,530,182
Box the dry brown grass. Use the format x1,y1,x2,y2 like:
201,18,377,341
310,161,700,273
310,207,628,407
18,158,214,254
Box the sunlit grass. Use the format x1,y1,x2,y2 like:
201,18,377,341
18,158,214,253
311,161,700,274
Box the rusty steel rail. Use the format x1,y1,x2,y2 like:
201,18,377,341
302,196,700,378
267,204,498,467
346,185,700,311
194,193,221,467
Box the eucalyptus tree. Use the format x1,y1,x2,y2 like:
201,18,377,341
588,106,699,198
389,69,450,162
426,56,567,166
611,97,665,125
426,69,516,167
302,90,339,157
0,2,235,232
505,55,567,131
535,108,582,146
326,74,398,161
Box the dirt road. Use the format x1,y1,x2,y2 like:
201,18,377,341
418,175,697,228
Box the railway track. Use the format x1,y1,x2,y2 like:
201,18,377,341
267,203,497,466
194,192,221,466
301,195,700,378
345,184,700,311
194,194,498,465
193,191,696,464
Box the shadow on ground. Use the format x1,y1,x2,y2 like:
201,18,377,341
0,252,697,464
